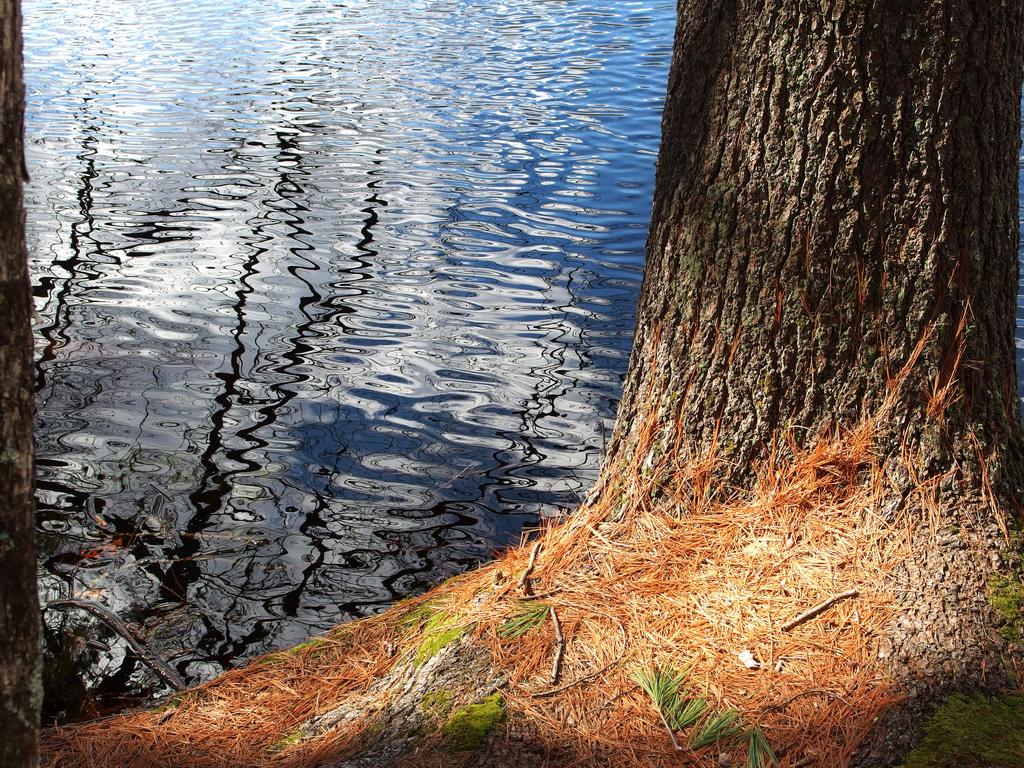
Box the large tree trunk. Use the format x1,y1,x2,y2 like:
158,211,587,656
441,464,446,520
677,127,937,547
0,0,40,765
613,0,1023,486
610,0,1024,758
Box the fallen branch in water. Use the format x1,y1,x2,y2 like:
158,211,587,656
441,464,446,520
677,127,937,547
46,598,186,691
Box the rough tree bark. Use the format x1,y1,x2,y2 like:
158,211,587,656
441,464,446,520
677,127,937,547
609,0,1024,759
0,0,40,765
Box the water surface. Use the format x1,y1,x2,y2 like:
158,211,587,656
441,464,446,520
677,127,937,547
25,0,675,715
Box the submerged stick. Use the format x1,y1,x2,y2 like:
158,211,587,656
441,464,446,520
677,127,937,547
46,598,186,690
781,589,860,632
549,605,565,685
518,540,542,596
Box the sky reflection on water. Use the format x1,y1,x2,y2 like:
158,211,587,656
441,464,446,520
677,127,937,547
25,0,675,712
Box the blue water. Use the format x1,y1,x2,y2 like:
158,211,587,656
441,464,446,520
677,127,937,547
24,0,675,713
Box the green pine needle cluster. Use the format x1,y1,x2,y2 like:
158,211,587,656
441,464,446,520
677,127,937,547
691,709,743,749
674,696,708,731
633,665,689,728
498,601,550,638
633,665,778,768
747,726,778,768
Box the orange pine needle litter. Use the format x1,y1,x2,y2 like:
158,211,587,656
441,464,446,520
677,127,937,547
42,416,915,768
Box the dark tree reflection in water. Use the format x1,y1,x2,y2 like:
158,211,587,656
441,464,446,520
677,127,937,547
25,0,675,715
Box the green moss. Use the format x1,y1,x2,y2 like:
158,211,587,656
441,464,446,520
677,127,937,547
901,694,1024,768
420,688,455,721
292,636,329,654
399,600,438,628
360,719,385,743
260,636,330,665
155,693,187,713
269,729,303,752
988,575,1024,642
441,693,505,751
413,618,466,668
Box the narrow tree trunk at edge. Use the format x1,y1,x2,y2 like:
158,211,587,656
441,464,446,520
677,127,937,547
1,0,40,764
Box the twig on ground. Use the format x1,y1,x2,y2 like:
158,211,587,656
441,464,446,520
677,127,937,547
524,589,559,600
549,606,565,685
531,656,620,699
781,589,860,632
601,684,639,710
519,540,542,597
658,705,683,751
761,688,854,714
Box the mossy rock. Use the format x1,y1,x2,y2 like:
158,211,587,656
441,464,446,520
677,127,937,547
421,688,455,721
441,693,505,751
901,693,1024,768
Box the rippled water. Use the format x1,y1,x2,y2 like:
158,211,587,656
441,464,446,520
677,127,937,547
25,0,674,714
